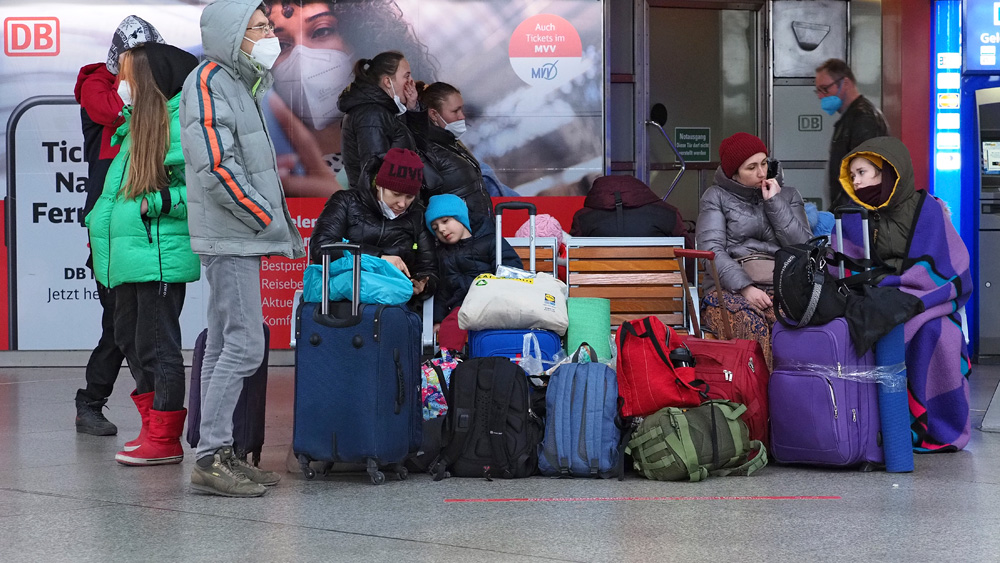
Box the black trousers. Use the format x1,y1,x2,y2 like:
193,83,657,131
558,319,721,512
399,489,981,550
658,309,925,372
113,282,187,412
76,280,126,404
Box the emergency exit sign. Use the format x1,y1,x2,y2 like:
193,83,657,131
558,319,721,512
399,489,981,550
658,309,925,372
674,127,711,162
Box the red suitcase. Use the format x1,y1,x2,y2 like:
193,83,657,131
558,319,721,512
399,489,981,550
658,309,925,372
675,249,770,446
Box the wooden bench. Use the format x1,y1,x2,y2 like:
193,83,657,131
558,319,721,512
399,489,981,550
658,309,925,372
564,237,692,334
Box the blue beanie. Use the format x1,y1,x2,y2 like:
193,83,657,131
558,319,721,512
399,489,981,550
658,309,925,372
425,194,472,234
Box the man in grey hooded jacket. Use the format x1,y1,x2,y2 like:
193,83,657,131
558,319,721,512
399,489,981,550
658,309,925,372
181,0,305,497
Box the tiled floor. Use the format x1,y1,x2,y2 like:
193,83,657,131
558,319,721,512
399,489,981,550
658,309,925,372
2,360,999,562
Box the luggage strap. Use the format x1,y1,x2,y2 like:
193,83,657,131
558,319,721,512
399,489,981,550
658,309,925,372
431,364,477,481
642,318,709,397
627,413,708,482
488,362,516,478
711,441,768,477
614,192,624,233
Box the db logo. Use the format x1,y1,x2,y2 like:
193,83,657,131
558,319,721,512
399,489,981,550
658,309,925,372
4,17,60,57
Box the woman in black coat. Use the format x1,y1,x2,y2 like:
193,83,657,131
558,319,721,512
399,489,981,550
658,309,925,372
337,51,418,190
309,148,437,297
416,82,493,228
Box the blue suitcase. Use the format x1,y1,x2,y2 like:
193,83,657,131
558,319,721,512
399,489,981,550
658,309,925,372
293,243,422,484
468,328,562,363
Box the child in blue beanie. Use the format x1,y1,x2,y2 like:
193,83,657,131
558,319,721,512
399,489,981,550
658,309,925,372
425,194,522,349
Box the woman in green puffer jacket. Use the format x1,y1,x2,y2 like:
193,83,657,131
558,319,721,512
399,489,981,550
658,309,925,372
86,43,199,468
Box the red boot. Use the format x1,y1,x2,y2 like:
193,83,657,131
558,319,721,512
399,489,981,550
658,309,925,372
115,408,186,466
122,390,154,452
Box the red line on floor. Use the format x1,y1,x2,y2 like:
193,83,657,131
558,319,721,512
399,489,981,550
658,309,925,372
444,495,841,503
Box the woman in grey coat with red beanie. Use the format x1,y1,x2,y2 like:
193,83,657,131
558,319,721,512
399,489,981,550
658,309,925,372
695,132,811,368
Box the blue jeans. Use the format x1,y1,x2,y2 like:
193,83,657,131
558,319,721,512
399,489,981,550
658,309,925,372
196,255,265,459
113,281,186,412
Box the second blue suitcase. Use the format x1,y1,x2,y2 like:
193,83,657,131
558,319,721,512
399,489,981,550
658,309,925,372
293,243,422,484
468,328,562,364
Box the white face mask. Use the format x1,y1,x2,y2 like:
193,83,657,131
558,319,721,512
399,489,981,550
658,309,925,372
436,114,467,139
377,187,406,220
243,36,281,69
116,80,132,106
273,46,353,130
388,80,407,116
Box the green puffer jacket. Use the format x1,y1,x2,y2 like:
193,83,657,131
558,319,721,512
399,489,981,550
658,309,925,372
86,93,200,288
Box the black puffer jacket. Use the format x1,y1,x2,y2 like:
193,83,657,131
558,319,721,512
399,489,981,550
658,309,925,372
433,218,522,322
419,125,494,227
309,158,437,294
338,81,416,190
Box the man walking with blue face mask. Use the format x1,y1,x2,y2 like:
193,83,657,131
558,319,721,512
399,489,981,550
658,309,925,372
815,58,889,209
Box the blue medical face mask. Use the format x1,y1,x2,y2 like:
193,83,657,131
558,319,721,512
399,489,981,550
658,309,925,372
821,95,843,116
818,78,844,115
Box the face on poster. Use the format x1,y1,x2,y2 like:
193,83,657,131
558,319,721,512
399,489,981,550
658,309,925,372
263,0,604,197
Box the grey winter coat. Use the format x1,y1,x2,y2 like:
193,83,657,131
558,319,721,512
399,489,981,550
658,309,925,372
696,166,812,293
180,0,305,259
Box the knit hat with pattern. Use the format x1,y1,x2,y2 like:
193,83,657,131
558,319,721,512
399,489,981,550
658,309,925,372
375,148,423,195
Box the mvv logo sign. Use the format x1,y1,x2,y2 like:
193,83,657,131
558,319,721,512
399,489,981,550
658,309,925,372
5,17,60,57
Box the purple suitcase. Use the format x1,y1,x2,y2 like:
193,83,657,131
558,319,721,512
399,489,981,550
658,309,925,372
769,318,883,467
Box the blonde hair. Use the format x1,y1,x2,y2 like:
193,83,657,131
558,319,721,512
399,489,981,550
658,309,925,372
118,46,169,200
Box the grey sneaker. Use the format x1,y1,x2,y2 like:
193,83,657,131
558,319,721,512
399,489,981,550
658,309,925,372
231,455,281,486
190,447,266,497
75,398,117,436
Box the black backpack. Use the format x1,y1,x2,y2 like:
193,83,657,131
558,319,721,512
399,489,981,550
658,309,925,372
430,357,544,480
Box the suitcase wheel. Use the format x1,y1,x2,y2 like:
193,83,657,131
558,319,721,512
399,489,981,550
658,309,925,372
297,454,316,480
394,465,408,481
366,459,385,486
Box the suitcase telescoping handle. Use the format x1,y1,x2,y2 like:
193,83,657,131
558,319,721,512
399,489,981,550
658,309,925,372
674,248,733,340
832,205,870,279
319,242,362,317
494,201,537,272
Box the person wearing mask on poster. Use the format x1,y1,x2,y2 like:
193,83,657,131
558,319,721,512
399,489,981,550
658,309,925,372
696,133,812,369
337,50,420,190
72,15,165,437
309,148,437,298
263,0,437,197
181,0,305,497
814,58,889,209
416,81,494,227
86,43,200,466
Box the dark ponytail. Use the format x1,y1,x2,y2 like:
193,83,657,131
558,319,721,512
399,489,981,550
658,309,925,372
352,50,406,87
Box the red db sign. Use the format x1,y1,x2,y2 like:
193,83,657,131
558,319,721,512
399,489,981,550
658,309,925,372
5,18,60,57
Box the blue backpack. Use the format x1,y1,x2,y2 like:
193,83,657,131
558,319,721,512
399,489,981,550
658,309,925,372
538,345,630,479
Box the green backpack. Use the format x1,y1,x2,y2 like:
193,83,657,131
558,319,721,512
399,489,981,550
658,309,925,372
626,400,767,482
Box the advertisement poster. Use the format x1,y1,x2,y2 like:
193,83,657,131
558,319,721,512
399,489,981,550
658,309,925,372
1,0,604,350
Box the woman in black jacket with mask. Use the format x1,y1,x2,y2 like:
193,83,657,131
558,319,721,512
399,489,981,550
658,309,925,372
337,51,418,190
309,148,437,297
416,82,493,228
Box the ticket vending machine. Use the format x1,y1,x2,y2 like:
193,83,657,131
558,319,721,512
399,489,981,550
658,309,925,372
976,87,1000,360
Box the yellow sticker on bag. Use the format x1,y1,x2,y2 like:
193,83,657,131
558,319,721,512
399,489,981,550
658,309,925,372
472,274,535,285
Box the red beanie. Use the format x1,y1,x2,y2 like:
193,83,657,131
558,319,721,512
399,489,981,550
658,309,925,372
375,148,424,195
719,132,768,178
